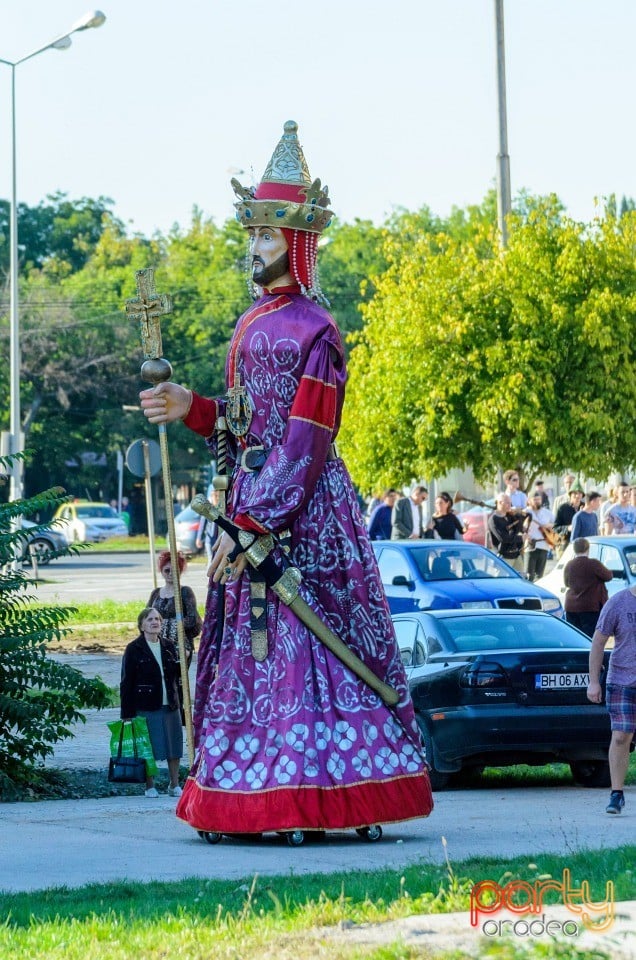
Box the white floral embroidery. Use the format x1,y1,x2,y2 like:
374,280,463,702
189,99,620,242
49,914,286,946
399,742,421,773
213,760,242,789
265,729,284,757
362,721,378,746
285,723,308,753
274,755,297,784
235,734,261,760
327,751,345,780
205,729,230,757
314,721,332,750
303,748,319,778
375,747,400,775
333,720,357,751
245,762,267,789
383,717,402,744
352,749,373,778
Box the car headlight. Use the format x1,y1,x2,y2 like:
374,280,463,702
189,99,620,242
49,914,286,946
541,598,562,613
460,601,493,610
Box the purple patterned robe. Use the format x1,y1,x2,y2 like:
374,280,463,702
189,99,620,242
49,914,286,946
177,289,432,832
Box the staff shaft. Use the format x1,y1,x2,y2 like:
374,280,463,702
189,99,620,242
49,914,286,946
158,423,195,764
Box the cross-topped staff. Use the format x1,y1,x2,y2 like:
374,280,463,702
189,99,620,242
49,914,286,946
125,267,194,764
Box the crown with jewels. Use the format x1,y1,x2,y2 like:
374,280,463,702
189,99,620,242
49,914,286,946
232,120,334,234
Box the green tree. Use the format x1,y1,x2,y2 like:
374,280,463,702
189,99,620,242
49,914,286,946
0,479,110,792
159,211,249,399
0,192,119,281
319,219,390,343
1,222,158,497
340,194,636,493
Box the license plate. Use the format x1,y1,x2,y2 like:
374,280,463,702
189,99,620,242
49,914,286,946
535,672,589,689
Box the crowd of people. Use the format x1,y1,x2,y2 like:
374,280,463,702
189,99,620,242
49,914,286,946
367,471,636,583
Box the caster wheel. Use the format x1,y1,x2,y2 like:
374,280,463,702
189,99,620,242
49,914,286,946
198,831,222,844
286,830,305,847
356,825,383,842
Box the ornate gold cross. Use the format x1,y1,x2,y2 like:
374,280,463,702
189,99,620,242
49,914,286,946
125,268,173,360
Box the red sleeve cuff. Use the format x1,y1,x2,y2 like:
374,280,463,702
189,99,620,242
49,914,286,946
182,392,217,437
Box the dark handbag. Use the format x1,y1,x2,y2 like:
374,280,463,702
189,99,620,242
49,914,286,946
108,721,147,783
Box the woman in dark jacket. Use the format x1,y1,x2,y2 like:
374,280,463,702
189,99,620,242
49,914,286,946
120,607,183,798
426,492,466,541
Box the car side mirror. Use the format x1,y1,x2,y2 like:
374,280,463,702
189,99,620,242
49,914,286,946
392,574,413,588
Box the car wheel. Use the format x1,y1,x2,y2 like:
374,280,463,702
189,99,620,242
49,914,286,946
569,759,611,788
416,717,450,791
453,765,485,786
23,537,55,566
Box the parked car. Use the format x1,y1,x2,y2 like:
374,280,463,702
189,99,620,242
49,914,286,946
456,502,494,547
21,519,69,565
372,540,563,616
393,608,615,790
537,535,636,601
52,501,129,543
173,506,203,556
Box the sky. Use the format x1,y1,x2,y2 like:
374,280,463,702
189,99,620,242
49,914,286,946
1,0,635,238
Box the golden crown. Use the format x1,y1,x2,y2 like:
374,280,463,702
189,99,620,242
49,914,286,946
232,121,334,234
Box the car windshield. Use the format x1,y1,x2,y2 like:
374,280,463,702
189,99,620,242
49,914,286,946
76,506,118,519
409,545,517,581
437,615,592,652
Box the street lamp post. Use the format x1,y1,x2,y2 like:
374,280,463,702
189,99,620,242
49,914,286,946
0,10,106,503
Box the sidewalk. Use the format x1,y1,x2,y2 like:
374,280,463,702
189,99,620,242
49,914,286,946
2,661,634,957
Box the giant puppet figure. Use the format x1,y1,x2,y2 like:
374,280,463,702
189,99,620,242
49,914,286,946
140,121,433,836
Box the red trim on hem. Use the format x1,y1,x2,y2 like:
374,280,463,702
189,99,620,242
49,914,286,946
175,773,433,833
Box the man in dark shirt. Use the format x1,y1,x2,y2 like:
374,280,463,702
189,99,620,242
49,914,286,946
563,537,613,637
487,492,526,573
553,484,584,557
570,492,601,541
367,488,399,540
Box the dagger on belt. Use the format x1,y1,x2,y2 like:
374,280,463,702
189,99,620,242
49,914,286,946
190,494,399,707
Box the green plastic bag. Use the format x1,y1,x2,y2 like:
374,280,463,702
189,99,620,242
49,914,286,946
108,717,158,777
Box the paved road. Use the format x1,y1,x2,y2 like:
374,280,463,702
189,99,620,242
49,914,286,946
34,551,210,606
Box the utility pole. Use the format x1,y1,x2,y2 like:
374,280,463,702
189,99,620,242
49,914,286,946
494,0,511,247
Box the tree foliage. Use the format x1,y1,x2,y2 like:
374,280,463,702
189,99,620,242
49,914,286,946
0,478,110,792
340,195,636,492
3,190,636,501
0,192,119,281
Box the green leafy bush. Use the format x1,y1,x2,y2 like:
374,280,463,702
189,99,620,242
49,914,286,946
0,476,110,791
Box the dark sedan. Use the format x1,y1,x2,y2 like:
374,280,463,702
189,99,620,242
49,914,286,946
394,609,615,790
373,540,562,616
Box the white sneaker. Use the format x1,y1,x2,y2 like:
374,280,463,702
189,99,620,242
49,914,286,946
168,785,182,797
145,787,159,798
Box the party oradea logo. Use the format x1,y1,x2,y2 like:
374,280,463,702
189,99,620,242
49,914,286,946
470,868,614,938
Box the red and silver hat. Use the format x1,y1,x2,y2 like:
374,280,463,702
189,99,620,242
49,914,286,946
232,120,334,235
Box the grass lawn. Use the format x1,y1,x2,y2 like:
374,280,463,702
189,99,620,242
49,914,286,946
0,845,631,959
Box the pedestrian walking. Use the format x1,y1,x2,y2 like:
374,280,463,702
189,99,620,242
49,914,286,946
588,586,636,815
